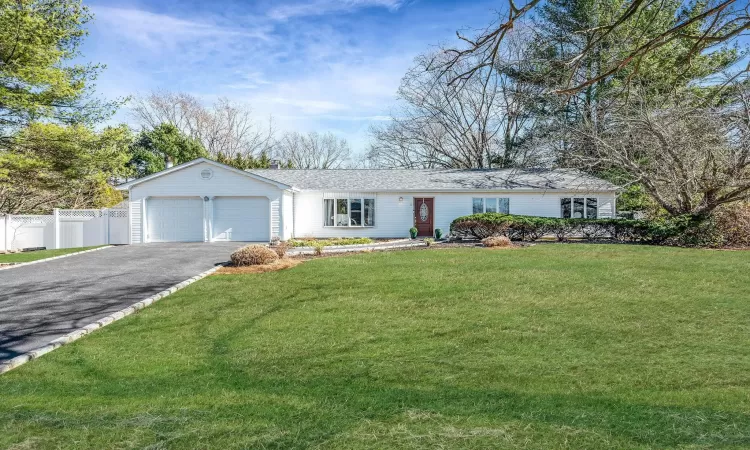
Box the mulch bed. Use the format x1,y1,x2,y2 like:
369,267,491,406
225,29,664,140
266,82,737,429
215,258,302,274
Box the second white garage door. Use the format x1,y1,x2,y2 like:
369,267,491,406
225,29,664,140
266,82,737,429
213,197,269,242
147,197,204,242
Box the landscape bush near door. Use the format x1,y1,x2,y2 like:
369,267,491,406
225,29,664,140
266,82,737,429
450,213,708,246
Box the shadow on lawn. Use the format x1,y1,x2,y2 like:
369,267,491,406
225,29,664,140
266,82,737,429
191,290,750,448
51,347,750,449
213,376,750,448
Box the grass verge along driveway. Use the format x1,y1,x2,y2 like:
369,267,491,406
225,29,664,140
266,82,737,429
0,246,103,264
1,245,749,449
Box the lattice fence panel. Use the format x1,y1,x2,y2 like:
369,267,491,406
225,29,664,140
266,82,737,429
109,209,129,218
3,207,129,250
59,209,103,219
10,215,54,225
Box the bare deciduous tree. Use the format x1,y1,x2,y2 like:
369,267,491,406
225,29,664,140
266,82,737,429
367,42,545,169
275,131,351,169
439,0,748,94
130,91,275,158
572,82,750,216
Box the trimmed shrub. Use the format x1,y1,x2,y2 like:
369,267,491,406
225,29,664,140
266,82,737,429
450,213,700,245
230,245,279,266
482,236,512,247
448,213,511,240
314,243,325,256
409,227,418,239
435,228,443,240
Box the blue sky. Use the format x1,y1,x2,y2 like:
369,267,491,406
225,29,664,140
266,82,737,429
80,0,500,156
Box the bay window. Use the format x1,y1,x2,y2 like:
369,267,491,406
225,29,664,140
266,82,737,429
324,197,375,227
473,197,510,214
561,197,598,218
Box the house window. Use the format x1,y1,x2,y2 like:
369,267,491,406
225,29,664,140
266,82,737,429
350,198,362,226
473,197,510,214
324,197,375,227
324,199,334,226
586,198,598,219
364,199,375,226
498,198,509,214
561,197,598,218
473,198,484,214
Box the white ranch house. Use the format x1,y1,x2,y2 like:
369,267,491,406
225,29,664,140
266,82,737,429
116,158,619,243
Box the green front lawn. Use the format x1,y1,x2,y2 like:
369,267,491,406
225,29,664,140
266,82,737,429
2,245,749,449
0,246,103,263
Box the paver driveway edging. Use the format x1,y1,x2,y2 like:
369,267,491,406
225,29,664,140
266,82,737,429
0,246,113,271
0,263,225,374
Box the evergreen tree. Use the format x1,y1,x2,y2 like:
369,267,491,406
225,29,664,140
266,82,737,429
127,123,207,178
0,0,122,148
522,0,741,166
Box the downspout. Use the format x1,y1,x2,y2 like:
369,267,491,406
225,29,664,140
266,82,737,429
292,191,296,239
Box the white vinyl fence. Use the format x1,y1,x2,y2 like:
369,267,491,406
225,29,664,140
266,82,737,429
1,207,129,252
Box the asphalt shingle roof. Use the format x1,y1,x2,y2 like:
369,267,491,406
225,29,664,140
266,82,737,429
248,168,618,192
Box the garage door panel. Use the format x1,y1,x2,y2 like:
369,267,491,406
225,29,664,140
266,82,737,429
147,198,203,242
213,197,269,242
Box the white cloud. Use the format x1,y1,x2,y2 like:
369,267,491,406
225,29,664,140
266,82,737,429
92,6,270,51
268,0,404,20
84,0,487,156
268,97,349,114
237,54,410,119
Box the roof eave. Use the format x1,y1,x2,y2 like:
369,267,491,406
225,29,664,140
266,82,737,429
294,186,620,193
116,158,294,191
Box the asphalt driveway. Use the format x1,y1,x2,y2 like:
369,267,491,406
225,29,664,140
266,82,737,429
0,242,247,361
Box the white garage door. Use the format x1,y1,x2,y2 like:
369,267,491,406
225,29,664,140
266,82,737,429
147,197,204,242
213,197,269,242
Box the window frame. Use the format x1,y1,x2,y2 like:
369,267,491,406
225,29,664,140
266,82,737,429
323,196,375,228
560,196,598,219
472,197,510,214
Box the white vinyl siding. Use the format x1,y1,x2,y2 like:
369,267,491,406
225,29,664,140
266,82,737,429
597,197,615,218
129,162,286,243
292,191,618,239
126,161,618,241
270,198,280,239
282,191,294,240
129,199,142,244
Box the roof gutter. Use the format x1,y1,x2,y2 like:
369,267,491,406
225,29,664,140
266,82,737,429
293,187,620,194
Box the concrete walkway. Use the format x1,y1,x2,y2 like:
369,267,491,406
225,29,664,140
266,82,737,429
287,239,426,256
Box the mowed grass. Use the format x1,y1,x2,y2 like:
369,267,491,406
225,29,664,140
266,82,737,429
0,246,103,263
2,245,750,449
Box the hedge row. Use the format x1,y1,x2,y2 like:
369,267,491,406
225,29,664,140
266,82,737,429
449,213,697,244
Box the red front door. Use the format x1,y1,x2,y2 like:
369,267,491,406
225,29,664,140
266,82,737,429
414,198,434,237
